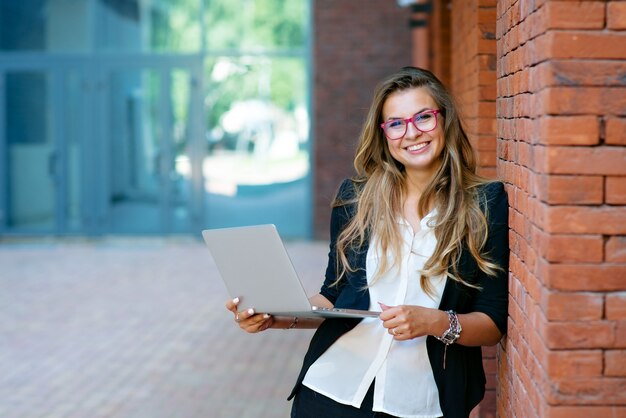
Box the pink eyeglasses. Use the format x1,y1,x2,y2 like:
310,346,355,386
380,109,441,140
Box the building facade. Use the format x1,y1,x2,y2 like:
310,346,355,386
0,0,313,238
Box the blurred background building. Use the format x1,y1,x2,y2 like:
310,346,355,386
0,0,313,238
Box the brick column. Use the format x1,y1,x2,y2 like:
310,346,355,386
428,0,452,88
313,1,412,239
449,1,499,417
451,0,498,180
496,1,626,416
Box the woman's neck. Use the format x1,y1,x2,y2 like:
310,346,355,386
402,174,435,231
404,171,431,199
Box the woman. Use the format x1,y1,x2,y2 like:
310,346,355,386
226,66,509,418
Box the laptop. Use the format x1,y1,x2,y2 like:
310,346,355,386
202,224,380,319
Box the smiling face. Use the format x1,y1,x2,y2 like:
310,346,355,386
381,87,445,182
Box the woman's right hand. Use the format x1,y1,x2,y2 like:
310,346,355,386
225,297,274,333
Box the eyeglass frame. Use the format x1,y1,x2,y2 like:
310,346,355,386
379,109,442,140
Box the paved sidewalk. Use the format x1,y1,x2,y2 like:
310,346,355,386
0,238,329,418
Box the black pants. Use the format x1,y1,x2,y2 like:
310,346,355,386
290,382,399,418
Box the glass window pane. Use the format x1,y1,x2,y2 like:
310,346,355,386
0,0,203,53
203,56,310,237
205,0,308,50
5,72,56,231
108,69,162,233
0,1,46,51
0,1,92,52
95,0,202,53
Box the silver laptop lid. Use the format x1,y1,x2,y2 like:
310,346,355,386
202,224,313,314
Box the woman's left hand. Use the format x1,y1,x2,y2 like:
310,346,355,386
378,302,447,341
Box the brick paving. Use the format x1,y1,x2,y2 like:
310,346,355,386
0,238,329,418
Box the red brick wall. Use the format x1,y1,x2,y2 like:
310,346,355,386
451,0,498,180
449,1,499,417
496,1,626,417
313,1,412,239
429,0,452,88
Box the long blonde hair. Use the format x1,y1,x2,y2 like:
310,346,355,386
334,67,501,295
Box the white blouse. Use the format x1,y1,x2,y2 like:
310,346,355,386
302,211,446,418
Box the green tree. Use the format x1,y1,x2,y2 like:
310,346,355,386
203,0,309,134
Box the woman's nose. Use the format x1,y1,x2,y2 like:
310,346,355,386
404,121,422,139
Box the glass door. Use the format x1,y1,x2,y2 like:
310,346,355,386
100,62,202,234
0,62,97,235
0,70,59,233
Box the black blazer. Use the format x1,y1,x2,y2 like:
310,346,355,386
288,179,510,418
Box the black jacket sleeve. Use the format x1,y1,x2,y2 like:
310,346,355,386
319,179,357,304
470,181,510,335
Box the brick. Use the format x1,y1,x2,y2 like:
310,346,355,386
478,101,497,118
479,70,497,86
528,87,626,116
606,350,626,376
534,61,626,89
545,1,606,29
485,371,497,389
608,2,626,30
617,321,626,348
541,234,603,262
539,260,626,291
514,352,543,416
536,175,603,205
542,291,604,321
477,117,497,135
607,292,626,320
541,205,626,235
546,406,626,418
479,8,497,24
475,135,497,151
548,31,626,60
538,116,600,145
478,166,497,179
539,87,626,117
548,377,626,404
478,150,497,167
479,54,497,71
513,187,530,215
606,118,626,145
482,345,497,358
517,142,531,167
479,39,496,55
508,285,525,327
606,237,626,263
541,320,615,349
546,350,603,378
607,177,626,205
534,146,626,176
